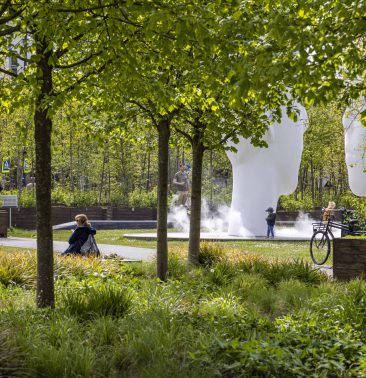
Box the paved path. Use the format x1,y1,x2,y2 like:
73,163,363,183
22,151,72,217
0,237,156,261
124,232,311,241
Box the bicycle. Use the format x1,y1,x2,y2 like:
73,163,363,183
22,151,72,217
310,215,335,265
310,208,362,265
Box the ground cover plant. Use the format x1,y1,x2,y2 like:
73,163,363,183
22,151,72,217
0,243,364,377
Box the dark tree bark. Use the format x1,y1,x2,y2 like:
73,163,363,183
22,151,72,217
34,37,54,308
156,119,170,281
188,135,204,266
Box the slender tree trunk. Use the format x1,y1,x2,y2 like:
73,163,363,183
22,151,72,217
99,151,106,205
69,116,74,193
139,152,147,193
188,137,204,266
310,160,315,201
146,151,151,191
156,119,170,281
34,39,54,308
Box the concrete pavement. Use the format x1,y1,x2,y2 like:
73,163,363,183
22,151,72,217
0,237,156,261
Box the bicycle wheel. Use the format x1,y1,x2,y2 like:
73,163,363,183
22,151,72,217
310,230,331,265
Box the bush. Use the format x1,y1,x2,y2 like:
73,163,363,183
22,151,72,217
18,190,36,208
127,187,157,208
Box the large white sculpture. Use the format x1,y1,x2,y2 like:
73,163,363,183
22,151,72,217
343,101,366,196
226,102,308,236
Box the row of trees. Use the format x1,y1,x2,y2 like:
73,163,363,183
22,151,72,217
0,1,364,307
0,101,355,210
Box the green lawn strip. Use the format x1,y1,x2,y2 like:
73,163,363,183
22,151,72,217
9,228,311,261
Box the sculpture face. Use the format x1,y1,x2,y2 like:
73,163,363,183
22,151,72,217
226,102,307,236
343,104,366,196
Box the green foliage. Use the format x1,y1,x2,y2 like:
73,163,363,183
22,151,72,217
278,194,314,211
0,253,36,288
198,242,225,267
0,330,30,378
238,258,325,287
2,249,366,376
127,187,157,208
18,190,36,208
60,282,132,320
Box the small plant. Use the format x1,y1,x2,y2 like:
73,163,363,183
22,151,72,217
207,259,237,286
61,282,132,320
199,242,225,267
167,253,186,279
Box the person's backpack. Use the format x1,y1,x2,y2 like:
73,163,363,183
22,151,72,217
80,234,100,257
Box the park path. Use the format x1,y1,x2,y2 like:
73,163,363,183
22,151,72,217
0,237,156,261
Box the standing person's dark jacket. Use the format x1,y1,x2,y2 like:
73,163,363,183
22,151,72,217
266,212,276,226
64,226,96,254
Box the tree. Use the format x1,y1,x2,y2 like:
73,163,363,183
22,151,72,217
0,1,135,307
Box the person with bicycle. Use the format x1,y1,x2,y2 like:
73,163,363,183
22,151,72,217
322,201,336,224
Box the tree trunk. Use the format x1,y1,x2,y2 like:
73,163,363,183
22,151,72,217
146,151,151,191
188,137,204,266
34,39,54,308
310,160,315,201
69,116,74,193
98,151,107,205
156,119,170,281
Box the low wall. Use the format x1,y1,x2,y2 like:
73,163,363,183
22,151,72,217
276,210,342,222
8,206,157,229
0,210,8,237
333,238,366,280
5,207,342,230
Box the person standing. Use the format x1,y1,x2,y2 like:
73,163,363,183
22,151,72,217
172,163,190,208
265,207,276,238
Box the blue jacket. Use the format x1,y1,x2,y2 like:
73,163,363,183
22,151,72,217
65,226,96,254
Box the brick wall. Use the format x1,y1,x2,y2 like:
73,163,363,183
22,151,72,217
10,206,156,229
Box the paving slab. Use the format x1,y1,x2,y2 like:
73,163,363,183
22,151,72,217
0,237,155,261
124,232,311,241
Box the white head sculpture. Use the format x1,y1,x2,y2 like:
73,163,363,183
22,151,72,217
226,101,307,236
343,100,366,196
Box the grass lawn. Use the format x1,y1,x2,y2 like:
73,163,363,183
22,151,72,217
8,227,314,262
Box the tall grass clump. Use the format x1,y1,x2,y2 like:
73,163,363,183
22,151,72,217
54,255,100,281
167,253,187,279
207,260,237,286
60,282,132,320
199,242,226,267
238,257,326,286
0,252,36,288
0,330,31,377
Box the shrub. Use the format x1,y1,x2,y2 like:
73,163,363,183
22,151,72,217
127,187,157,208
60,282,132,320
18,190,36,208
